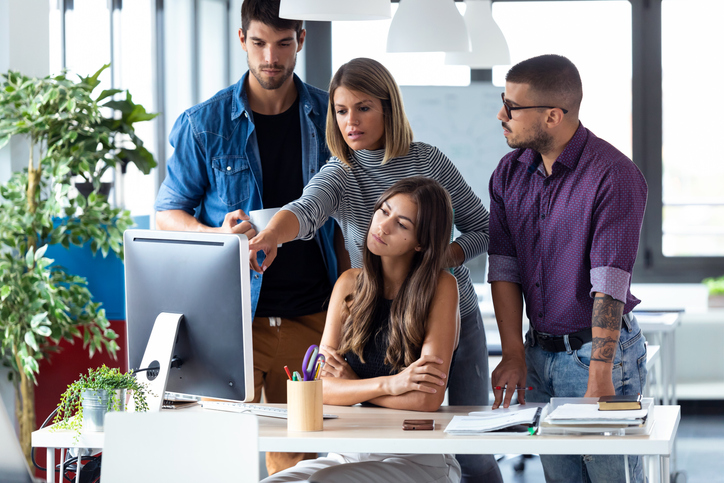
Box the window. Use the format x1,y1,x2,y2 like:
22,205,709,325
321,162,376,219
51,0,159,217
661,0,724,256
492,1,632,159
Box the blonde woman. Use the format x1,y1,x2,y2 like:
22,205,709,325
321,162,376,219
251,58,501,482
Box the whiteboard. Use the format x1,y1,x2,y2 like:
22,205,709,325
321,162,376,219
400,83,512,283
400,82,512,209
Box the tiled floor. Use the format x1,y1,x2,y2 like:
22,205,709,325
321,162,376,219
259,411,724,482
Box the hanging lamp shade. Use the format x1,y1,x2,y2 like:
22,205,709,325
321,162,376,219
445,0,510,67
386,0,470,53
279,0,391,21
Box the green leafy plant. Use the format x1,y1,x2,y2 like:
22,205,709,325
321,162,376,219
53,365,151,441
0,65,156,463
703,275,724,296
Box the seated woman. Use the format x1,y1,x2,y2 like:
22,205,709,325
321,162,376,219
262,177,461,483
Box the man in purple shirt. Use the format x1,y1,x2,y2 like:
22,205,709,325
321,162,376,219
488,55,648,482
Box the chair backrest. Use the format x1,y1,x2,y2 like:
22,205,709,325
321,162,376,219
101,410,259,482
0,396,38,483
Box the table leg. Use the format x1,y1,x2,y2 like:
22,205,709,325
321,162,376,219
46,448,55,483
660,455,671,483
59,448,66,483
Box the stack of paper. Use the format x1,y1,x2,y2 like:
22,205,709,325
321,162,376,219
545,403,647,426
445,407,541,434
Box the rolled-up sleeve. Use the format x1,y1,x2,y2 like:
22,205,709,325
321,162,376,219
282,160,349,240
487,164,521,284
154,112,208,214
589,162,648,302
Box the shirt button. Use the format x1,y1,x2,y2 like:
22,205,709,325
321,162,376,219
311,168,315,173
544,179,550,186
243,111,248,117
254,274,259,279
536,282,540,287
312,133,315,138
538,312,543,318
541,214,546,219
227,166,231,171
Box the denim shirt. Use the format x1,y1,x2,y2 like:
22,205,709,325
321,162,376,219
155,72,338,317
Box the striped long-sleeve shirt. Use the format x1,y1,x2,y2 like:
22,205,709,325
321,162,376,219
283,142,489,318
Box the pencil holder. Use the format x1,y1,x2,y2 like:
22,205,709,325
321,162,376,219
287,379,323,431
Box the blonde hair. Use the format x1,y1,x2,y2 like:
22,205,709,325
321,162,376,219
326,58,413,167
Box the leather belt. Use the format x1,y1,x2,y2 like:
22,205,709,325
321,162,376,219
532,328,592,353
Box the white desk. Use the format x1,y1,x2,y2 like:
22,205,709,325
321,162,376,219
33,404,681,483
635,312,682,406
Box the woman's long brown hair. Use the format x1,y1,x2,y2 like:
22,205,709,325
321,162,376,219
338,177,454,373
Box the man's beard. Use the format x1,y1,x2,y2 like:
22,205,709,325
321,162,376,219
248,57,295,90
505,121,554,155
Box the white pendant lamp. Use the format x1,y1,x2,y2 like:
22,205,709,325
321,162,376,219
279,0,391,21
445,0,510,67
387,0,471,53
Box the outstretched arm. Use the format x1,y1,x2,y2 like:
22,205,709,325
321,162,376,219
156,209,255,238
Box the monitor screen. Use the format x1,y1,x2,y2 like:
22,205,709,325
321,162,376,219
124,230,254,405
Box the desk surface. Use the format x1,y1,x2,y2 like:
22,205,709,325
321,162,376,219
33,404,680,457
634,312,682,332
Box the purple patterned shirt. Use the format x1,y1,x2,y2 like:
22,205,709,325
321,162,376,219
488,123,647,335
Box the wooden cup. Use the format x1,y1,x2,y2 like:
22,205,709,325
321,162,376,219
287,379,323,431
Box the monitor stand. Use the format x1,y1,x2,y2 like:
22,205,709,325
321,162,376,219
134,312,184,411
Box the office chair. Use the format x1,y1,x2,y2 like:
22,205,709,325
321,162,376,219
101,410,259,482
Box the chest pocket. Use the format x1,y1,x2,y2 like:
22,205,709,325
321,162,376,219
212,156,252,207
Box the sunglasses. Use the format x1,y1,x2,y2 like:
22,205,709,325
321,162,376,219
501,92,569,119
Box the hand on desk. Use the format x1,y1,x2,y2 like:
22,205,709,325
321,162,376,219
492,355,527,408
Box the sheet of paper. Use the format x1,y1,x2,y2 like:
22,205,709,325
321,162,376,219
445,407,540,433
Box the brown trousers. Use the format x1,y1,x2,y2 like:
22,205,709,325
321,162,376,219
252,311,326,475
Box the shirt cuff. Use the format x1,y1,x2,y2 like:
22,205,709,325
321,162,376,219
487,254,521,284
153,184,196,214
590,266,631,303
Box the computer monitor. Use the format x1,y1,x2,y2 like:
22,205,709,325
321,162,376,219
124,230,254,410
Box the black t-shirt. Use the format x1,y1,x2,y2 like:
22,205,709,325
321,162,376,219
252,96,331,317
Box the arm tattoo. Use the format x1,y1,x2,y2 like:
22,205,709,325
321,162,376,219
592,294,623,331
591,336,617,363
591,294,624,364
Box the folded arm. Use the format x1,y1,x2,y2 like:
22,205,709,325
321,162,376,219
320,270,459,413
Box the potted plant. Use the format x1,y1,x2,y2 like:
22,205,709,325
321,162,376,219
0,65,157,463
52,365,151,441
703,275,724,308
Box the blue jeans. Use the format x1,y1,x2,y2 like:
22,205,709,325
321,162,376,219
448,308,503,483
525,313,648,483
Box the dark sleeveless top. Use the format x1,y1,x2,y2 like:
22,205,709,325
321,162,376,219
344,299,398,379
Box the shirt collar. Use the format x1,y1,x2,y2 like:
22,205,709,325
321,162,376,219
232,72,312,121
515,122,588,173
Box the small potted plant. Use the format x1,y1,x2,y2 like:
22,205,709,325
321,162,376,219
53,365,151,441
703,275,724,308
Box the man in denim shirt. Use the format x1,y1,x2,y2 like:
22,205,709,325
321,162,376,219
154,0,341,475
